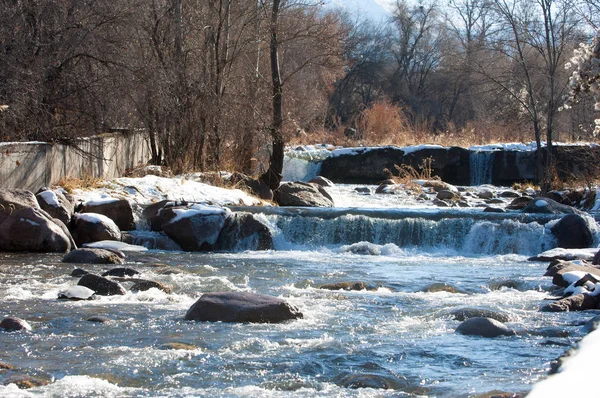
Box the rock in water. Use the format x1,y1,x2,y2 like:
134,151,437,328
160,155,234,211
62,248,125,264
102,267,140,277
69,213,121,247
455,317,515,337
58,286,95,300
185,292,303,323
540,294,598,312
77,274,126,296
521,197,583,215
274,182,334,207
0,316,32,332
130,280,173,294
550,214,593,249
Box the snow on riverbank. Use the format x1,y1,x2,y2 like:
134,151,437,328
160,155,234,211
70,175,262,207
528,325,600,397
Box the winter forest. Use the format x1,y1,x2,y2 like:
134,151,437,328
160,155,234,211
1,0,600,179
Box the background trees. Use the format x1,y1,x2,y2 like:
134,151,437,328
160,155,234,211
1,0,599,181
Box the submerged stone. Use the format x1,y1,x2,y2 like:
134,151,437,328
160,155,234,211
185,292,303,323
455,317,515,337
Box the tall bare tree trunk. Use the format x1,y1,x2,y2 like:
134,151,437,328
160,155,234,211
260,0,284,190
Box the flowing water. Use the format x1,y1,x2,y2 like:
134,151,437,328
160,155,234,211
0,186,596,397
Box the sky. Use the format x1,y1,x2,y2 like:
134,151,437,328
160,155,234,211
327,0,395,22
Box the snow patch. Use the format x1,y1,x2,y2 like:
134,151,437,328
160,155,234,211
85,196,120,206
167,204,230,225
76,213,115,225
535,199,549,207
39,190,60,207
82,241,148,252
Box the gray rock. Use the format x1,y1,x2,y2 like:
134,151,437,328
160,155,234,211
275,182,334,207
0,188,39,225
550,214,593,249
455,317,515,337
423,283,461,293
185,292,303,323
522,197,584,215
87,316,112,323
36,189,73,226
319,281,378,291
78,274,126,296
130,280,173,294
62,248,125,264
81,199,135,231
69,213,121,247
437,190,461,201
449,308,511,323
0,207,73,253
540,294,598,312
159,206,228,251
308,176,334,187
215,212,273,251
102,267,139,277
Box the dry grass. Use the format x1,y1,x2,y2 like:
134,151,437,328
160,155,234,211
57,175,107,193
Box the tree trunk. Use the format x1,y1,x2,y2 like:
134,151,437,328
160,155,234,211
260,0,284,190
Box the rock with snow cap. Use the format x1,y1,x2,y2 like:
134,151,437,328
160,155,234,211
528,248,598,262
35,188,73,225
159,204,229,251
58,285,95,300
69,212,121,247
62,248,125,264
81,197,135,231
521,197,584,215
0,207,73,252
185,292,303,323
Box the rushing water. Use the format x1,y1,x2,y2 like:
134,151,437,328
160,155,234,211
0,186,597,397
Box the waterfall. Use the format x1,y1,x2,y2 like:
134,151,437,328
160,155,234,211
470,151,495,186
261,212,556,255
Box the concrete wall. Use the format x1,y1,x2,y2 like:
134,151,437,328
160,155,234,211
0,132,151,192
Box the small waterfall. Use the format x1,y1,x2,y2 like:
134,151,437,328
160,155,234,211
282,157,322,182
264,213,555,255
470,151,495,186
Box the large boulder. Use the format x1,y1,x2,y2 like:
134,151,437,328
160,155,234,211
550,214,594,249
81,198,135,231
0,189,39,225
455,317,515,337
275,182,334,207
62,248,125,264
522,197,584,215
159,204,229,251
36,189,73,226
69,213,121,247
0,207,73,252
215,212,273,251
77,274,126,296
184,292,303,323
320,146,470,185
540,293,598,312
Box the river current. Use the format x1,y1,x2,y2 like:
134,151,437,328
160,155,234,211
0,184,596,397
